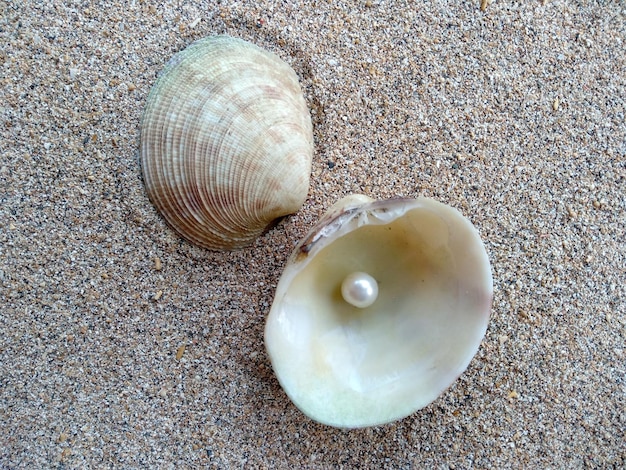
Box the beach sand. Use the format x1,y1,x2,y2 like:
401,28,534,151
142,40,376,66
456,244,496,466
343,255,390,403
1,0,624,467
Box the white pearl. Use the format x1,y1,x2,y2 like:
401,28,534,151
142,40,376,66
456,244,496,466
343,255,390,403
341,272,378,308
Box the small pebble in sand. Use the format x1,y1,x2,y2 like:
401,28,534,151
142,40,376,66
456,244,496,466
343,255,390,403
176,344,186,360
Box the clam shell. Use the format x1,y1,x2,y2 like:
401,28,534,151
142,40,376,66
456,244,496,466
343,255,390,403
141,36,313,250
265,195,493,428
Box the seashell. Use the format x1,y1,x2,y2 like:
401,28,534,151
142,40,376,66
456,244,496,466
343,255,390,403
265,195,493,428
140,36,313,250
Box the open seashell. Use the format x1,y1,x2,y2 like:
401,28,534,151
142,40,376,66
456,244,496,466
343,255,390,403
265,195,493,428
140,36,313,250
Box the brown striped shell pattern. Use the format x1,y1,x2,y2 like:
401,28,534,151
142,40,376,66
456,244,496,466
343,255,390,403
140,36,314,250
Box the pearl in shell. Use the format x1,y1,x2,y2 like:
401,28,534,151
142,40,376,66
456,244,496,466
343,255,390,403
341,272,379,308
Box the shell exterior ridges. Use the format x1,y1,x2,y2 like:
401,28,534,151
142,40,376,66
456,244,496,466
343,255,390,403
141,35,313,250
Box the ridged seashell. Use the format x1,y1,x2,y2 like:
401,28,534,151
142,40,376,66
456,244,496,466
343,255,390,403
140,36,313,250
265,195,493,428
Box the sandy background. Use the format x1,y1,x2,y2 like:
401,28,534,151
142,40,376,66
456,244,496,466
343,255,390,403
1,0,625,468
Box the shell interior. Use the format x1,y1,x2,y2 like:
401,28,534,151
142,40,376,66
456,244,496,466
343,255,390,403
265,197,493,428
